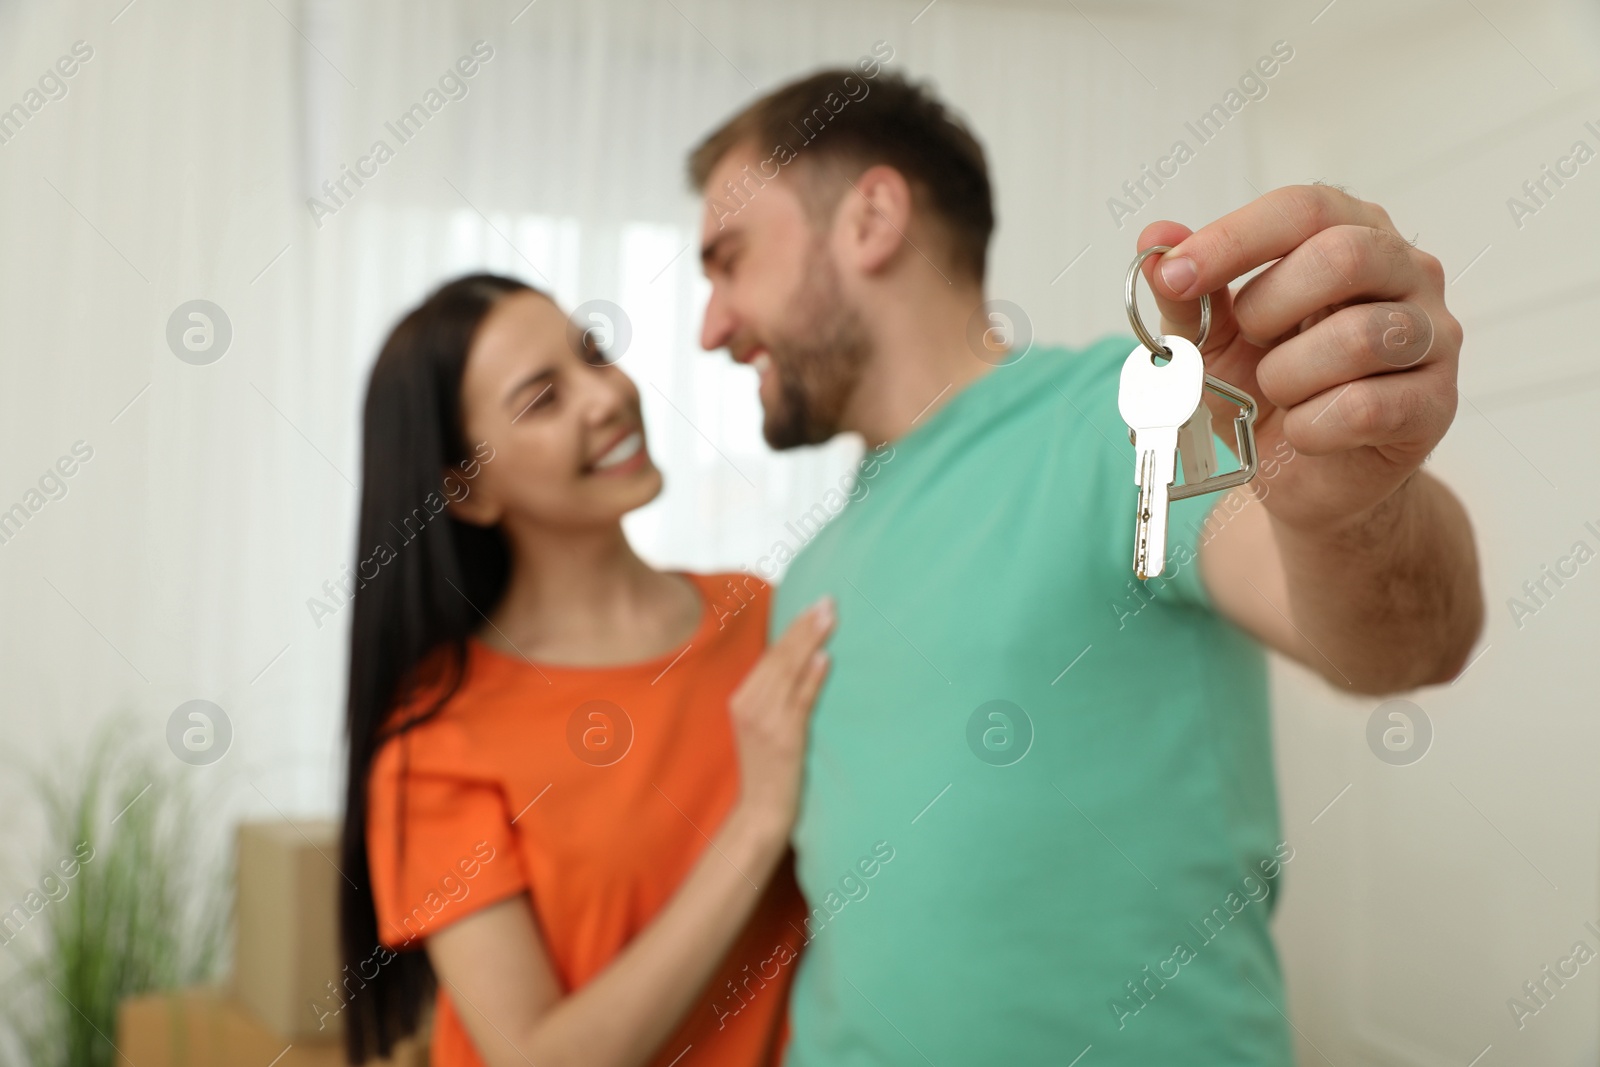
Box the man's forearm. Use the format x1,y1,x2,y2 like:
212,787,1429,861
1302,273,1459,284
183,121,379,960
1271,470,1484,694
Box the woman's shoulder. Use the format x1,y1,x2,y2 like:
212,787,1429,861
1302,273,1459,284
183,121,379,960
372,642,520,778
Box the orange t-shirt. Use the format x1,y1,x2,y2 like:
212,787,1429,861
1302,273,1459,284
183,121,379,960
366,572,806,1067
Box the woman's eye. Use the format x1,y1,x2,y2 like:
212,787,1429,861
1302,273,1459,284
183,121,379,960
512,383,555,421
581,333,614,368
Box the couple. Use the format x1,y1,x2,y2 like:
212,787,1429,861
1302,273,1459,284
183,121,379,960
337,64,1482,1067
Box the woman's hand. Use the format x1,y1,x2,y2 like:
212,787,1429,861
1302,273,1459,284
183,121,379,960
726,596,835,838
431,595,837,1067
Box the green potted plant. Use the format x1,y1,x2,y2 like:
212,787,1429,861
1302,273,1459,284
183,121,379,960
0,718,231,1067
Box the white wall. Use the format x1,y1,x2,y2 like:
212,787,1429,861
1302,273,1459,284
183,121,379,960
1237,1,1600,1064
0,0,1596,1061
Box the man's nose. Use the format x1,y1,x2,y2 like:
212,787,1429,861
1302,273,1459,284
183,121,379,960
700,288,735,352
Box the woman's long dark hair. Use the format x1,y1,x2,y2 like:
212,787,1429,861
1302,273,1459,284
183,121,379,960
340,273,533,1063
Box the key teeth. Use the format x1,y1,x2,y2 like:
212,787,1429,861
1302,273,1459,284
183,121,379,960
1120,339,1204,582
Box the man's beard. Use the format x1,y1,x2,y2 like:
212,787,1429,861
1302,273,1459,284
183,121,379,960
760,246,872,450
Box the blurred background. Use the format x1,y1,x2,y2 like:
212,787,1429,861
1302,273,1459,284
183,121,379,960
1,0,1597,1063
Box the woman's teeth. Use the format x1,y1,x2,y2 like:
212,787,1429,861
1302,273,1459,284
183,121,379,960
593,430,643,470
751,352,772,378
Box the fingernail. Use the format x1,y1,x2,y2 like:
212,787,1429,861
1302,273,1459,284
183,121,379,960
1160,255,1197,297
813,596,835,628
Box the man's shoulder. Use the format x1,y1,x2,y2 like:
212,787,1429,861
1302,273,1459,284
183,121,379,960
1023,335,1135,404
969,335,1140,489
969,335,1136,443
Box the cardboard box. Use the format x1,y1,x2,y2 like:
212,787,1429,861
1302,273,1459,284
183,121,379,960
115,987,427,1067
233,820,346,1039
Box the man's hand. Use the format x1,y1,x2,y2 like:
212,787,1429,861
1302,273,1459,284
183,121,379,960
1135,185,1483,693
1136,184,1462,533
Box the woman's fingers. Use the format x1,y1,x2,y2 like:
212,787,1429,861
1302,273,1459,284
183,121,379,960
727,597,836,829
788,649,831,720
732,595,834,708
768,597,835,684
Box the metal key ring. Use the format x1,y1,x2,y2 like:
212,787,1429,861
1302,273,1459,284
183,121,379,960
1125,245,1210,356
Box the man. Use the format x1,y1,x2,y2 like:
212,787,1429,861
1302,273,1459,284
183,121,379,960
689,64,1482,1065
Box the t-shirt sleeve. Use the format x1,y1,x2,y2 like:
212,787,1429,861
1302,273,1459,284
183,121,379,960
366,728,529,951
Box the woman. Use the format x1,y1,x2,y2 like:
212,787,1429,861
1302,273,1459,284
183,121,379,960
337,273,833,1067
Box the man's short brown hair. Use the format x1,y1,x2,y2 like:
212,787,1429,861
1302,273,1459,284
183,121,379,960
688,66,995,282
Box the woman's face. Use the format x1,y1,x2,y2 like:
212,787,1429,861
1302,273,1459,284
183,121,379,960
453,290,662,531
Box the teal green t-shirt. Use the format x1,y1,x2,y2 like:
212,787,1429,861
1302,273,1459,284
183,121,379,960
770,337,1293,1066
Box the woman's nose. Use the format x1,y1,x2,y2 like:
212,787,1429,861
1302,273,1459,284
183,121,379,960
580,365,630,426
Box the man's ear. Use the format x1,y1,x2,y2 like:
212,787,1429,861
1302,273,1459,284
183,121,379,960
838,164,914,274
442,467,501,527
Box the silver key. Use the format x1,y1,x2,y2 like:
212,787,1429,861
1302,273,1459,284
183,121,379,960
1177,400,1217,487
1118,336,1204,579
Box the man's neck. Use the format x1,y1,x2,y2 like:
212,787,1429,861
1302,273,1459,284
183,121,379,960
842,283,996,447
